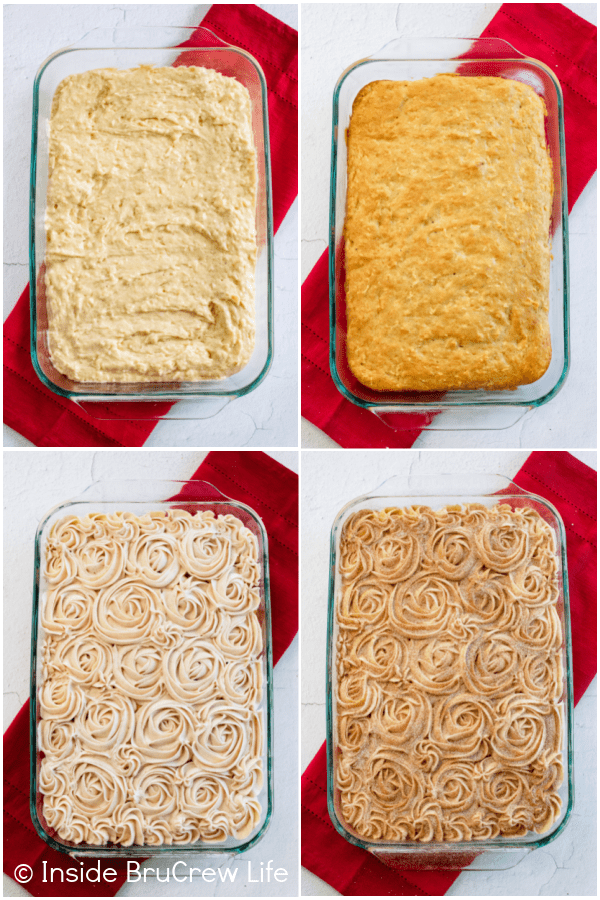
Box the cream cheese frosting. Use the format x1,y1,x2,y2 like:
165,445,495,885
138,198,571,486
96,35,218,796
39,509,263,847
336,503,563,842
45,65,257,383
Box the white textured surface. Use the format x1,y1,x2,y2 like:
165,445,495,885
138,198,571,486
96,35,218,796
4,449,298,896
3,4,298,449
301,2,597,450
301,449,597,895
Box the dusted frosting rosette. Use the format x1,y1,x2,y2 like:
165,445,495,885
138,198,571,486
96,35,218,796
390,573,460,638
426,525,477,580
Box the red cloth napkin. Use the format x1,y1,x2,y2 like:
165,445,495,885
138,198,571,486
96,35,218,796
4,451,298,896
4,4,298,447
301,451,596,895
301,3,597,448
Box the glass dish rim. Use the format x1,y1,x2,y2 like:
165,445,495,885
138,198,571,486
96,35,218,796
29,478,274,857
325,475,574,855
29,28,274,403
328,38,570,413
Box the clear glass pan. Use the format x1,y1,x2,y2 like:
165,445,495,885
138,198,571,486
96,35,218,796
326,474,573,870
30,479,273,858
30,27,273,420
329,38,569,431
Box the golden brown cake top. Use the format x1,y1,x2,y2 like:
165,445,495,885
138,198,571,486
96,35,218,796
335,503,563,843
344,75,553,392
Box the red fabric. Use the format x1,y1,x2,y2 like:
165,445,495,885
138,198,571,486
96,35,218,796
301,3,597,447
4,451,298,895
4,4,298,447
301,451,596,895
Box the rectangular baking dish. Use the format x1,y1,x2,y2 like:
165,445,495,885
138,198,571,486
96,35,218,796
329,37,569,432
30,478,273,858
326,473,573,870
29,27,273,411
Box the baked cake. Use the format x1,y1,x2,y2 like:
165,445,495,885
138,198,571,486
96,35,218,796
38,510,263,846
344,75,553,391
335,503,563,842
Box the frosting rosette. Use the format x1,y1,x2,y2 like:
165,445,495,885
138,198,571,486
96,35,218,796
39,719,75,760
193,703,262,774
39,509,265,847
112,642,164,700
179,529,231,579
371,533,421,583
39,677,83,720
133,698,196,764
476,519,530,573
73,537,126,588
369,749,423,813
430,692,494,759
492,696,555,766
163,638,225,703
42,582,96,635
132,765,180,819
75,692,136,752
337,670,380,717
126,532,181,587
407,637,461,695
162,575,219,633
51,635,113,687
93,578,161,644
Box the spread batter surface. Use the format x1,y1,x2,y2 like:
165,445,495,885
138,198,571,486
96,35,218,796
45,66,257,383
345,75,553,391
335,503,563,842
39,510,264,846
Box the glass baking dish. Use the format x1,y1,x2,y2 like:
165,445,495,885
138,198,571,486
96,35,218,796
29,27,273,420
329,38,569,432
326,473,573,870
30,478,273,858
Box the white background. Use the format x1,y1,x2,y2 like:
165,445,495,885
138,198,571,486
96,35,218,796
4,449,299,897
301,2,597,449
301,449,597,895
3,4,298,449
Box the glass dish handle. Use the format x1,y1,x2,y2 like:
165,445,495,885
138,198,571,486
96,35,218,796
370,406,532,432
368,35,525,61
69,25,232,50
73,397,232,421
